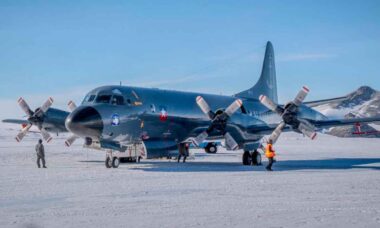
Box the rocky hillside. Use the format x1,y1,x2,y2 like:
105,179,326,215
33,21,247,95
314,86,380,138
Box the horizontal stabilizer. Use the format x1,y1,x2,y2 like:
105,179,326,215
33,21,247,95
2,119,29,125
304,96,347,107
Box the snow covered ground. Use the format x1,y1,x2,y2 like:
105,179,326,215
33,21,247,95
1,123,380,228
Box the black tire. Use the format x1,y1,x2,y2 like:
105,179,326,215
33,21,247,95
205,143,218,154
105,157,112,168
251,151,262,166
242,151,251,166
112,157,120,168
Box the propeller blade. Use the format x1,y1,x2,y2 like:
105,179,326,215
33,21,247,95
298,120,317,140
65,134,79,147
196,96,214,119
40,128,52,143
269,122,286,144
67,100,77,112
224,132,239,150
224,99,243,117
39,97,54,113
293,86,309,106
193,131,208,147
15,124,32,142
259,95,279,113
17,97,33,117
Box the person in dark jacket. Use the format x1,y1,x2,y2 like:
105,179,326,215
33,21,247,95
35,139,47,168
177,143,189,163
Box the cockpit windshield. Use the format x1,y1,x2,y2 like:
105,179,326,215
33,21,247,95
111,95,125,105
95,95,112,104
87,95,96,102
82,88,141,106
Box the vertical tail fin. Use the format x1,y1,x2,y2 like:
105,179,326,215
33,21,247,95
235,41,278,103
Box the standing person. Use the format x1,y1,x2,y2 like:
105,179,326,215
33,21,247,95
177,143,189,163
183,143,189,163
35,139,47,168
265,139,276,171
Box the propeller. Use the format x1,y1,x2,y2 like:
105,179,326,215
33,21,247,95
193,96,242,150
259,86,317,144
15,97,54,142
65,100,79,147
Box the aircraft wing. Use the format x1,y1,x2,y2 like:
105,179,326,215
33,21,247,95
304,96,347,107
311,116,380,128
2,119,29,125
246,117,380,135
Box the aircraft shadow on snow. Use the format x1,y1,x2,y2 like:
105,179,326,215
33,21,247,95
79,158,380,172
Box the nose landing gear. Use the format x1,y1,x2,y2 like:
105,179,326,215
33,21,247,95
205,142,218,154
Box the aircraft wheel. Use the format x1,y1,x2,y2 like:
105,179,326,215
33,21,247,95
251,151,262,166
112,157,120,168
242,151,251,166
105,157,112,168
205,143,218,154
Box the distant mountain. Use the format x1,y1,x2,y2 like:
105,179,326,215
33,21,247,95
314,86,380,138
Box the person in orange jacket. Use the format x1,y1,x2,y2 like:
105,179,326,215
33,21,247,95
265,139,276,171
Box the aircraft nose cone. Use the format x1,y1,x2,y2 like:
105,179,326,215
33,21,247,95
65,106,103,138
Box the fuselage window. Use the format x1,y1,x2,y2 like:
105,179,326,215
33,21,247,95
96,95,112,104
111,95,125,105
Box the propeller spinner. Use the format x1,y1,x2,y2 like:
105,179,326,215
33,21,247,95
193,96,243,150
15,97,54,142
259,86,317,144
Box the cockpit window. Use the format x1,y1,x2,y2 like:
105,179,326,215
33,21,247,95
96,95,112,104
111,95,125,105
88,95,96,102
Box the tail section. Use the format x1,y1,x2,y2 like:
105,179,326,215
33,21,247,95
235,41,278,103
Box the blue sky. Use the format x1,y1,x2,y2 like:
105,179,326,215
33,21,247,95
1,0,380,118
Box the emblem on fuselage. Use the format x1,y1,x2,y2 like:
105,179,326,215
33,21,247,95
111,114,120,126
159,107,168,122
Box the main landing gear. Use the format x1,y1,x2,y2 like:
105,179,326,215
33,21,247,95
242,150,262,166
105,156,120,168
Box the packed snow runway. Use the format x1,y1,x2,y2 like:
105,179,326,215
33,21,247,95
1,123,380,228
